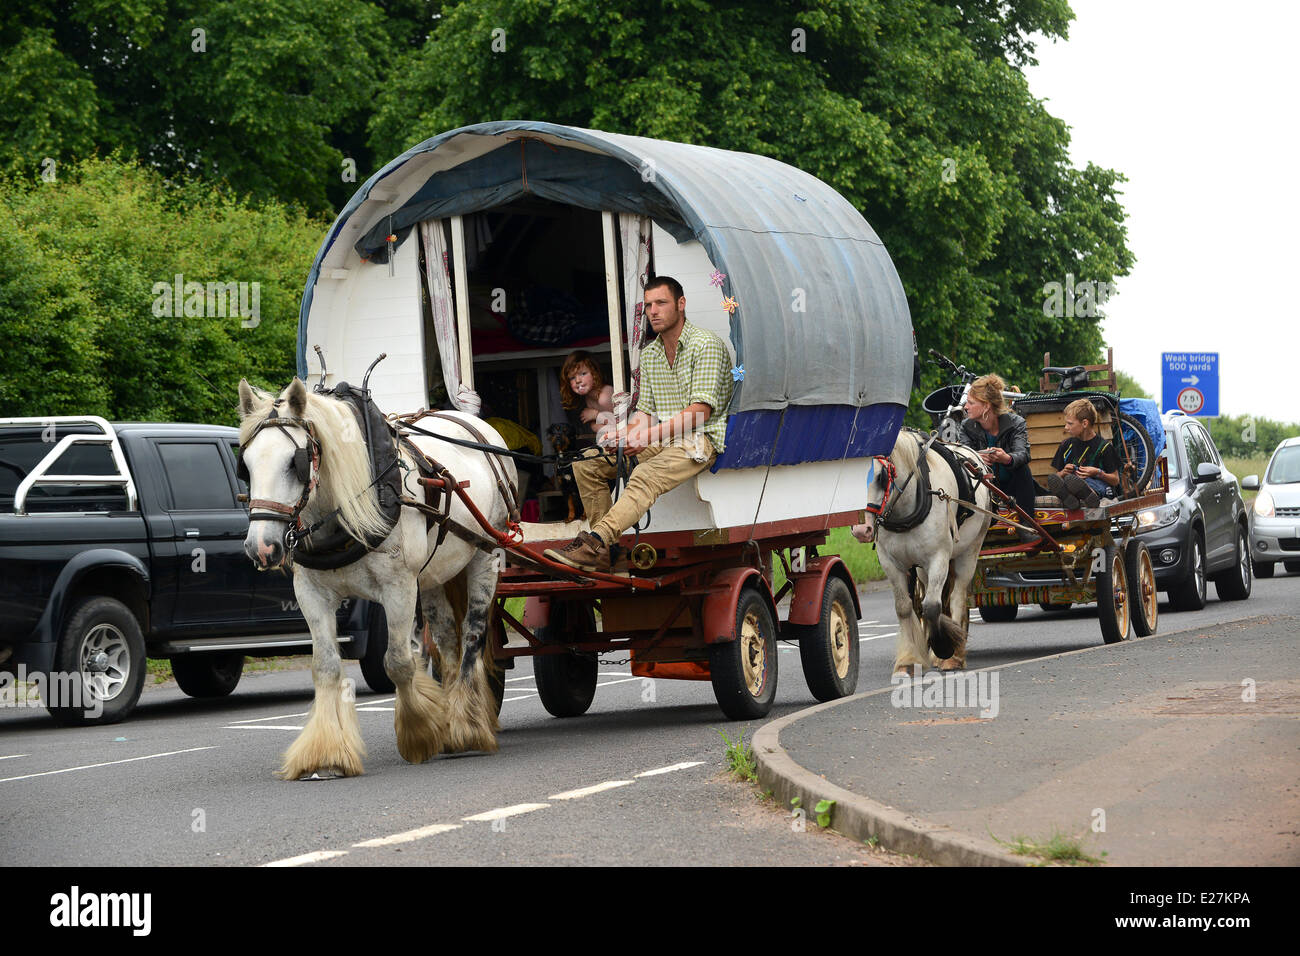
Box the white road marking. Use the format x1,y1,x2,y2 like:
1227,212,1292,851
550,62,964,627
635,761,705,777
595,676,643,688
355,707,394,713
226,710,309,725
548,780,634,800
859,633,896,643
462,803,550,822
353,823,461,847
504,675,537,683
0,747,215,784
225,724,304,731
0,754,29,761
263,850,348,867
503,695,536,703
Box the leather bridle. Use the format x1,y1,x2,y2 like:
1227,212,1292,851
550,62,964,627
238,403,322,546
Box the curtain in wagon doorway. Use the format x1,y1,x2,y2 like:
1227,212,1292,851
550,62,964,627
619,213,651,410
419,220,480,413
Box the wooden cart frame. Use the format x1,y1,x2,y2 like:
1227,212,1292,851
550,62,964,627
486,511,865,720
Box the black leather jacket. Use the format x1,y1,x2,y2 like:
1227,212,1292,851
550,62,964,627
957,411,1031,469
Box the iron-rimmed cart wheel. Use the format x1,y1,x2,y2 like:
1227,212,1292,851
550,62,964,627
1125,539,1159,637
534,601,598,718
1097,546,1131,644
977,603,1018,623
710,586,778,720
797,576,860,702
171,652,245,698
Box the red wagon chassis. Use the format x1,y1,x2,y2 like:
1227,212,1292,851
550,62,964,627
485,510,866,720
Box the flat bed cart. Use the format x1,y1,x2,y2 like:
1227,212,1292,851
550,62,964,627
970,488,1167,642
487,513,865,720
967,380,1168,642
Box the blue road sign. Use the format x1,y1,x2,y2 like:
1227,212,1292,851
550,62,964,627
1162,352,1219,416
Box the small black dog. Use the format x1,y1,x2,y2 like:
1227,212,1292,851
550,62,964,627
545,422,584,522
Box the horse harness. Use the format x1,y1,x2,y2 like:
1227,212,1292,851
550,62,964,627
240,387,521,570
867,429,984,533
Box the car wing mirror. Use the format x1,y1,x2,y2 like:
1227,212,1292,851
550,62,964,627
1195,461,1222,484
1241,474,1260,491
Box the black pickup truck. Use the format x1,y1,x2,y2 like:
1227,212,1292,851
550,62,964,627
0,416,382,725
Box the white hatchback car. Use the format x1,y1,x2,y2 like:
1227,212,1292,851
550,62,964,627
1242,435,1300,577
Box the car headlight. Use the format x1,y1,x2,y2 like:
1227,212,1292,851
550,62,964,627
1254,490,1274,518
1138,503,1179,532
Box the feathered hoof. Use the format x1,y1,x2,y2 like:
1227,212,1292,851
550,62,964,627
277,691,366,780
443,675,500,754
394,668,448,764
938,659,966,672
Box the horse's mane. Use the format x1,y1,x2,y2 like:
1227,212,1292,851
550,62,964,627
890,428,922,473
239,385,391,542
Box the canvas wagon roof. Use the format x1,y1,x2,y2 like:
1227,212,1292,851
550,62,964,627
298,121,913,420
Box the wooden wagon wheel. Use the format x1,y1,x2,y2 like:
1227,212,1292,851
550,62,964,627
710,586,778,720
796,575,860,702
1097,545,1131,644
1125,539,1159,637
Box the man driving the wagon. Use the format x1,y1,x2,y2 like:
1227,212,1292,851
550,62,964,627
545,275,732,573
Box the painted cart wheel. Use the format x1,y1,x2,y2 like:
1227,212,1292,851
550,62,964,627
710,587,778,720
797,576,860,702
1097,547,1131,644
1125,539,1159,637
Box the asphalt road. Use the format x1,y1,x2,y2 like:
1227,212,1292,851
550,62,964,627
3,571,1295,867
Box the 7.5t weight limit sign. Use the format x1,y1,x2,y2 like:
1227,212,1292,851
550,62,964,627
1162,353,1218,417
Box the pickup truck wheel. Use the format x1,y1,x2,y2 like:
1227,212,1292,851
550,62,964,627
171,652,244,698
49,596,146,726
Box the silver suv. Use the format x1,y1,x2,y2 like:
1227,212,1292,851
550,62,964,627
1241,435,1300,577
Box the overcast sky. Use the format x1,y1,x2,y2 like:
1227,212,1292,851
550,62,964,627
1023,0,1299,422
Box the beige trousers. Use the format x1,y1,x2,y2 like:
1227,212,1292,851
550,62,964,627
572,435,716,543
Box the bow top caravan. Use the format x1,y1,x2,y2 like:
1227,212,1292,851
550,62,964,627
298,121,913,534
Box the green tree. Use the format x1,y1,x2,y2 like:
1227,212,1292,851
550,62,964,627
0,0,398,212
0,158,326,423
367,0,1131,412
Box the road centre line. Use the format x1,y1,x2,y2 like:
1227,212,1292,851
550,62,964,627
635,761,705,777
0,747,216,783
549,780,634,800
859,634,896,643
462,803,550,822
226,710,309,724
225,724,305,731
273,759,707,864
263,850,349,867
353,823,461,847
0,754,29,761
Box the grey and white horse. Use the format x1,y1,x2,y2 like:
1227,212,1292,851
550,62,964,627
238,378,513,779
852,432,993,676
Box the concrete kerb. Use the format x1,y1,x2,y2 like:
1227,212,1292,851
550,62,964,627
754,685,1027,866
753,611,1272,866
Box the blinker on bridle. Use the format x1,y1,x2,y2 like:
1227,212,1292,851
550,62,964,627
238,400,322,548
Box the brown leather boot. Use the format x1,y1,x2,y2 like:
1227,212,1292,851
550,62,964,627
543,531,611,572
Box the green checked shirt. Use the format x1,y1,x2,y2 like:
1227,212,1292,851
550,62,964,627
637,319,733,452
